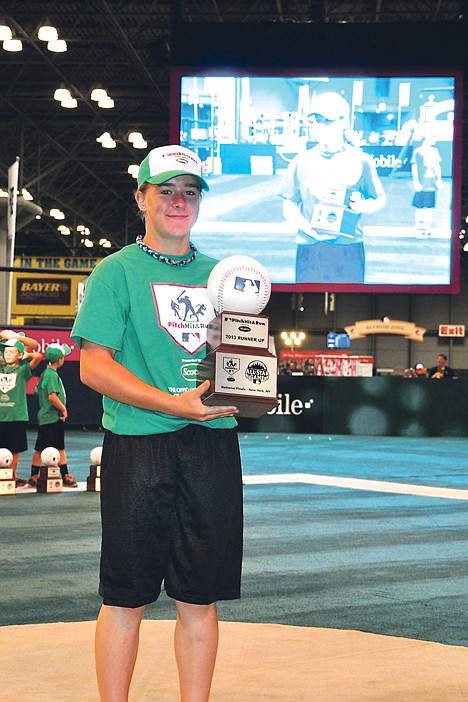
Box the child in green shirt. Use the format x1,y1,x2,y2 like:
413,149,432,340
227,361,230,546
0,333,42,486
29,343,77,488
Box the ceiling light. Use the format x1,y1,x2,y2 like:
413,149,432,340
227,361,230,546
127,164,139,179
38,23,58,42
58,225,71,235
128,131,143,143
90,87,108,101
54,87,71,101
97,132,116,148
0,24,13,41
0,188,9,197
98,96,115,109
82,238,94,248
76,224,86,232
128,132,148,149
3,38,22,52
49,208,65,220
22,189,34,201
61,96,78,108
47,39,67,52
99,238,112,248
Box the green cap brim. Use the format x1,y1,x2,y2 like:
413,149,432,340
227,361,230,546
139,169,209,191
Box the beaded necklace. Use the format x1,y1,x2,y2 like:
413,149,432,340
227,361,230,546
136,235,198,266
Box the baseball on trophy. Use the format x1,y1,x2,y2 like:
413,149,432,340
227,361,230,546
207,255,271,314
41,446,60,466
0,448,13,467
90,446,103,466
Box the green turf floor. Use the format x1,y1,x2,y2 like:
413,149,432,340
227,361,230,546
2,431,468,647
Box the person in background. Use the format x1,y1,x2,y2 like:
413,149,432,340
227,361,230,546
414,363,428,378
411,134,443,238
277,91,386,284
71,144,243,702
0,333,42,486
29,343,78,488
428,353,456,379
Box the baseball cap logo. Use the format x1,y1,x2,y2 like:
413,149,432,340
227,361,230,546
138,145,209,190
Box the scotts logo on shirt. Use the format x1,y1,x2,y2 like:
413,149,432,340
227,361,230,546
151,283,216,354
180,363,198,381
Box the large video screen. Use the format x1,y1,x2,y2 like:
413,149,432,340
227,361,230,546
170,68,461,293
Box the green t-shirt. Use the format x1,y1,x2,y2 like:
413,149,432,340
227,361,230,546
71,243,236,435
0,363,33,422
35,366,67,426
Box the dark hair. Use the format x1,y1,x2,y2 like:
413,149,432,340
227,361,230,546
439,353,448,361
135,182,149,222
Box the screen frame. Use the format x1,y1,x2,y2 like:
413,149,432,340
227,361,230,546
170,65,462,294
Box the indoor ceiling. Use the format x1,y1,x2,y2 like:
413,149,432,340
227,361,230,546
0,1,466,259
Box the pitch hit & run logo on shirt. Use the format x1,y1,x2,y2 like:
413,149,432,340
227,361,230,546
151,283,215,354
0,372,17,403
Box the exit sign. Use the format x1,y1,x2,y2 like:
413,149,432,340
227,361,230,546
439,324,465,337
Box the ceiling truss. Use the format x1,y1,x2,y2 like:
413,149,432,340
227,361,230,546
0,1,466,257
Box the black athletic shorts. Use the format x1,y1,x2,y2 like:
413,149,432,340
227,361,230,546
99,425,243,608
34,420,65,452
0,421,27,454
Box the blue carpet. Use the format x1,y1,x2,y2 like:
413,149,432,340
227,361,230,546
1,430,467,647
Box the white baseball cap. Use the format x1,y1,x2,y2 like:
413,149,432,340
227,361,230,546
137,145,209,191
309,92,350,122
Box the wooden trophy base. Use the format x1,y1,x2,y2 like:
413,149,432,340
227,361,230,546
87,464,101,492
0,471,15,495
37,465,63,493
198,345,278,418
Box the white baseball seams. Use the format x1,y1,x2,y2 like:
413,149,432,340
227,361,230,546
207,256,271,314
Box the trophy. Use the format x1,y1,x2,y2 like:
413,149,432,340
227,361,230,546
36,447,63,494
0,448,15,495
197,255,278,418
87,446,102,492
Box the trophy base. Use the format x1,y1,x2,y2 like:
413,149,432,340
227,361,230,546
87,476,101,492
198,345,278,418
0,479,15,495
36,478,63,493
202,386,278,418
87,464,101,492
37,465,63,493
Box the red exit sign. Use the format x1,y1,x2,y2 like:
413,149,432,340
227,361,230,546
438,324,465,337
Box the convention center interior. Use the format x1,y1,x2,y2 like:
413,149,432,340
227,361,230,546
1,1,468,700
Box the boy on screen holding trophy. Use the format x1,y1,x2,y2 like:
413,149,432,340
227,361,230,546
277,91,386,284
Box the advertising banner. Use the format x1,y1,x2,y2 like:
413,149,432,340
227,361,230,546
12,256,101,320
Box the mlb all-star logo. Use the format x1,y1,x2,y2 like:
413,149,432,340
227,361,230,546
151,283,216,354
0,373,17,395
